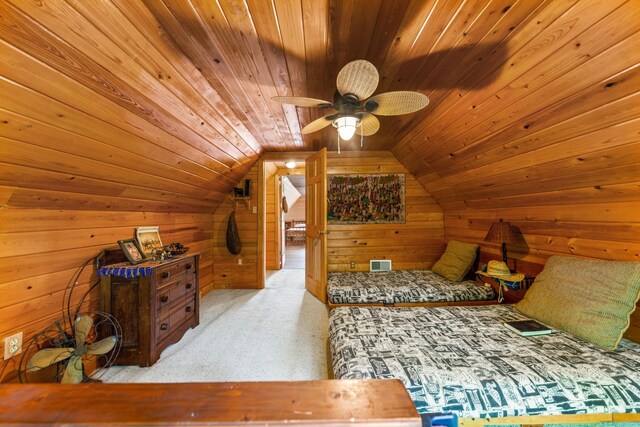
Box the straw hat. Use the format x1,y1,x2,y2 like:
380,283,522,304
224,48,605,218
477,260,525,282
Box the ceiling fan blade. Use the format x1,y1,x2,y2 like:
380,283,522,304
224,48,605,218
74,315,93,345
87,336,117,355
27,347,74,371
61,355,84,384
355,113,380,136
337,60,379,100
301,116,333,134
366,91,429,116
271,96,331,107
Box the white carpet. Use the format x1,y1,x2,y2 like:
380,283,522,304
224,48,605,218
101,269,329,383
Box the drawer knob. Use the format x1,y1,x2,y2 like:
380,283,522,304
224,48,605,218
161,272,171,279
185,306,192,313
186,283,193,289
161,295,169,303
160,323,168,331
185,263,193,270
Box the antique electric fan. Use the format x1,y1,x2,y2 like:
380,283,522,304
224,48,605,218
18,311,121,383
272,59,430,152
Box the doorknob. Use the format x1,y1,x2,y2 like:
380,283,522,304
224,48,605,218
317,230,331,235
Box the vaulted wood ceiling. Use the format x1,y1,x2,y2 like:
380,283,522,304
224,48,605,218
1,0,638,212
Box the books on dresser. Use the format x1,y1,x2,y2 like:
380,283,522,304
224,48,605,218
504,319,552,336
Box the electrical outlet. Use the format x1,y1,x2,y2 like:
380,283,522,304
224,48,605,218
3,332,23,360
350,261,356,269
252,206,257,214
237,258,243,265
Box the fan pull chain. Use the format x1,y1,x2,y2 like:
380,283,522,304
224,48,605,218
360,119,364,148
337,131,341,154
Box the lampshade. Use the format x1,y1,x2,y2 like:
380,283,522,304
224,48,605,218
333,115,360,140
484,219,517,244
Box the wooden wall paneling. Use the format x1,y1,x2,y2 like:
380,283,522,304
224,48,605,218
71,0,261,159
425,117,640,195
136,0,279,152
250,0,308,148
419,23,640,178
300,0,328,105
0,40,251,185
398,0,637,177
150,0,291,151
2,0,248,169
326,152,444,272
413,0,606,142
0,208,214,382
377,0,559,152
212,165,261,289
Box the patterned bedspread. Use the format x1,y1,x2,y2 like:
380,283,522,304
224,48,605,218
327,270,495,304
329,305,640,417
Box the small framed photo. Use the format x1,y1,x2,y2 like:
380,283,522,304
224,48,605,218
135,226,163,257
118,238,146,265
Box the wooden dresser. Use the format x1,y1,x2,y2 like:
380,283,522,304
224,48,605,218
99,254,200,367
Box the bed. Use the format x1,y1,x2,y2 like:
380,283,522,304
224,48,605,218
327,270,496,307
285,221,305,243
329,304,640,418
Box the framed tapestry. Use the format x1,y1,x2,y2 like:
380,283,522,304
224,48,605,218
327,174,405,224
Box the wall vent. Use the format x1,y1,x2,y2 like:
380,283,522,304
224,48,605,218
370,260,392,272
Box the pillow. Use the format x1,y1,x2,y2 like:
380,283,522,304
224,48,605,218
516,255,640,350
432,240,479,282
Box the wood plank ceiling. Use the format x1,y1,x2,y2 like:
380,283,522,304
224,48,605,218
1,0,639,212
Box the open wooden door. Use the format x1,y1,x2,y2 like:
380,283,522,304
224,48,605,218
305,148,328,303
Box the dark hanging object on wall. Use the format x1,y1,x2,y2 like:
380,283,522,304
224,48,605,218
226,211,242,255
282,196,289,213
244,179,251,197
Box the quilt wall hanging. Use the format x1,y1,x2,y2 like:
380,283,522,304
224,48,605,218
328,174,405,224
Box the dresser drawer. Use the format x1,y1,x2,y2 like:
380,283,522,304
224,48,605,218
156,273,196,314
156,296,196,345
156,256,196,286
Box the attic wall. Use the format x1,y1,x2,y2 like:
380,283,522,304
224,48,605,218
327,152,444,272
211,151,445,288
0,208,213,382
444,203,640,267
212,165,261,289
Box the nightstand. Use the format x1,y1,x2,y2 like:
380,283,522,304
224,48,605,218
476,272,535,304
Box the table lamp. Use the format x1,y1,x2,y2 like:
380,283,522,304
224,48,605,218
484,218,517,264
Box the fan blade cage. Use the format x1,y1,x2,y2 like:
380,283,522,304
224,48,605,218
366,91,429,116
271,96,331,107
337,60,379,100
355,113,380,136
302,116,333,134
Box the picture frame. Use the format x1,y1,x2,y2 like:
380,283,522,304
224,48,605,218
327,174,405,224
118,238,146,265
135,226,164,257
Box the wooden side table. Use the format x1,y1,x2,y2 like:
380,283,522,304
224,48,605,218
476,273,535,304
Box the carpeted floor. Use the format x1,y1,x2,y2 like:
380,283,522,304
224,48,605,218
101,269,329,383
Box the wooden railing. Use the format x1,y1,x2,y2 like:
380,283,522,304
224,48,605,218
0,380,420,426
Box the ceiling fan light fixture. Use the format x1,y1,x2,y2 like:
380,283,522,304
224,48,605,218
334,115,360,141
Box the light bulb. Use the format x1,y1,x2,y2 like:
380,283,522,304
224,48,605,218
334,116,359,141
285,161,296,169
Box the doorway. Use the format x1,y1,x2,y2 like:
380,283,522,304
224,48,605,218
282,175,306,269
263,160,306,275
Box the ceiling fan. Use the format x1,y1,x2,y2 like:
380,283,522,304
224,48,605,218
272,60,429,151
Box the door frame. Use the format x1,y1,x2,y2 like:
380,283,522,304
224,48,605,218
258,152,316,287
